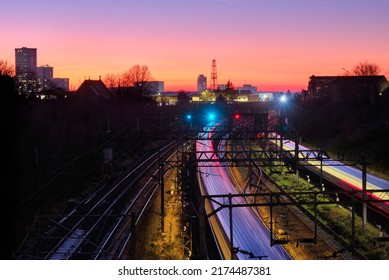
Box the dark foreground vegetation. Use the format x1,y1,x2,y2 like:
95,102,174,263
290,88,389,178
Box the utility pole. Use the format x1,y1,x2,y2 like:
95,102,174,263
229,193,234,260
361,153,367,228
159,150,165,233
34,146,39,231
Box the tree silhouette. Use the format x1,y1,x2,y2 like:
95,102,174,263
225,79,234,91
0,59,15,76
121,65,153,94
224,79,237,101
352,61,381,76
103,73,119,90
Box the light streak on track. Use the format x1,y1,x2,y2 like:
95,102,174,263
280,137,389,213
196,124,291,260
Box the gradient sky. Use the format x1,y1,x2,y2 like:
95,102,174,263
1,0,389,91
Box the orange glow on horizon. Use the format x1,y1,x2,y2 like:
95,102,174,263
2,1,388,93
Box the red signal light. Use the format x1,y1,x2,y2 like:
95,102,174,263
233,113,240,120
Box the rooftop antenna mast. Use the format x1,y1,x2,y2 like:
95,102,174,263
211,59,218,91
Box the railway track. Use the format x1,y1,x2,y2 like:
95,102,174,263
197,124,292,260
211,118,367,259
16,141,179,260
235,138,368,259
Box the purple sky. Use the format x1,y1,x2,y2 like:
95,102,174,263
1,0,388,91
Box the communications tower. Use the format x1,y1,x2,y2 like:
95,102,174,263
211,59,218,91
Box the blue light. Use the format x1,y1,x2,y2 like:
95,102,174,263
186,114,192,120
208,112,216,121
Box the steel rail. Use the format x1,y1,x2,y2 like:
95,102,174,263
35,141,177,259
94,149,178,259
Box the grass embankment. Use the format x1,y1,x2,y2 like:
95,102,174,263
262,165,389,260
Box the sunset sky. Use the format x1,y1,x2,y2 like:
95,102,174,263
1,0,389,92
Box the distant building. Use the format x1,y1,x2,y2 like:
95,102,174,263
153,92,177,105
237,84,257,94
145,81,164,93
36,65,54,91
76,79,111,99
36,65,53,79
36,65,69,92
133,81,164,94
15,47,38,94
235,95,248,102
217,84,226,91
197,74,207,92
15,75,37,95
258,92,273,101
152,91,198,105
52,78,69,91
15,47,37,76
14,47,70,95
307,75,388,104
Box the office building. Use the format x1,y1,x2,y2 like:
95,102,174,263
197,74,207,92
52,78,70,91
15,47,38,95
15,47,37,76
36,65,54,91
146,81,164,93
237,84,258,94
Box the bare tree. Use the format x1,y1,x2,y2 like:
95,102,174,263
121,65,153,93
103,73,119,89
0,59,15,76
119,72,131,87
352,61,381,76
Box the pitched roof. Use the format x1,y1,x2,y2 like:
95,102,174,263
76,79,111,99
310,75,387,86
